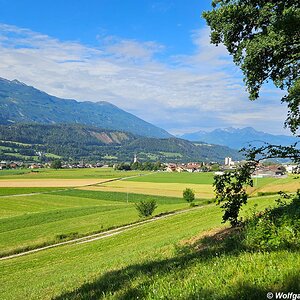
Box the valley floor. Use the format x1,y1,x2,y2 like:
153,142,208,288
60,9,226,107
0,168,299,299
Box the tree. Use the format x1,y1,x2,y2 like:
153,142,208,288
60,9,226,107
203,0,300,225
214,162,255,226
203,0,300,135
183,188,195,206
135,200,157,218
51,159,62,169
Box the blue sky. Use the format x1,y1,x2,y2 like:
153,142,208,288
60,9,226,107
0,0,290,135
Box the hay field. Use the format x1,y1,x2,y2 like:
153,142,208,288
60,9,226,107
0,178,111,187
79,173,299,199
125,172,215,184
0,167,146,180
253,181,300,194
249,175,300,195
80,181,215,198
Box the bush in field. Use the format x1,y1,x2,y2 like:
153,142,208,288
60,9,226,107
243,191,300,251
183,188,195,206
51,159,62,169
135,200,157,218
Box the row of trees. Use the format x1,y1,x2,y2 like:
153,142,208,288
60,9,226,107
114,161,163,171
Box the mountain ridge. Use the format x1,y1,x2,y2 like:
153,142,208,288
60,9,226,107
0,77,171,138
180,127,298,149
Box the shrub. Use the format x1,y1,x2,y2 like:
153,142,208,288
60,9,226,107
243,191,300,251
51,159,62,169
135,200,157,218
257,191,279,197
55,232,79,241
183,188,195,206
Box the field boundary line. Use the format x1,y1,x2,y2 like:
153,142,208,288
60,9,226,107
0,204,208,261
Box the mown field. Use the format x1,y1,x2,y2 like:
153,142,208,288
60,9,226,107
84,171,299,198
0,189,206,257
83,181,215,198
0,167,147,180
1,195,297,300
0,187,67,196
0,168,299,299
126,172,216,184
250,175,300,195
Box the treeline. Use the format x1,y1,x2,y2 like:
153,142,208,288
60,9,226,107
114,161,163,171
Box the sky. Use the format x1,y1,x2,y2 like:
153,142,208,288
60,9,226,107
0,0,290,135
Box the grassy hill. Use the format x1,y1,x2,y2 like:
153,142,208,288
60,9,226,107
0,123,243,163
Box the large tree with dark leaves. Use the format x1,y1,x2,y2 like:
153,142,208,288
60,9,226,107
203,0,300,226
203,0,300,134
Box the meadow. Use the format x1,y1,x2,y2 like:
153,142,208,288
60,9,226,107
0,167,147,180
82,171,300,198
0,187,66,196
0,167,299,299
0,189,203,257
1,195,296,300
83,181,215,198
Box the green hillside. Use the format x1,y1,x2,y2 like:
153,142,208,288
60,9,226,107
0,77,171,138
0,124,243,163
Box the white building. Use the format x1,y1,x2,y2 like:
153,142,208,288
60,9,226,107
224,157,232,166
284,164,299,174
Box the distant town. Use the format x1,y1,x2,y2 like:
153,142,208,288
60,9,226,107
1,156,299,178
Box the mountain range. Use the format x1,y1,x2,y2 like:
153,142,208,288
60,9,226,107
180,127,299,149
0,77,170,138
1,76,295,163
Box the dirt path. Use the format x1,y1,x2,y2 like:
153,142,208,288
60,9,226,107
0,204,207,261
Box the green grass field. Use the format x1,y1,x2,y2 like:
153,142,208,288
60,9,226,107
0,167,147,180
126,171,299,186
1,196,294,300
0,189,207,257
0,187,66,196
0,168,299,299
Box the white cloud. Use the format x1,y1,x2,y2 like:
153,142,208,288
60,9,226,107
0,23,290,135
98,35,165,61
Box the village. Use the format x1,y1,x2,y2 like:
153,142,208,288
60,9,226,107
1,156,299,177
165,157,299,177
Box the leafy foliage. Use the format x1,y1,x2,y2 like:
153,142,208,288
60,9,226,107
183,188,195,205
203,0,300,134
51,159,62,169
134,200,157,218
214,162,255,226
204,0,300,225
242,142,300,163
243,191,300,251
114,161,163,171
